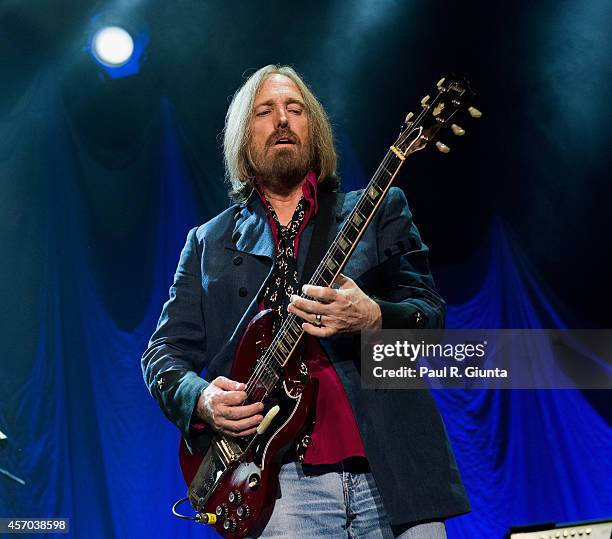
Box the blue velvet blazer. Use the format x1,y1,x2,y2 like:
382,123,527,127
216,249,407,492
141,187,470,526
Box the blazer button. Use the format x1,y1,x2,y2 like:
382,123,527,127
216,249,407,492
233,256,243,266
238,287,248,297
413,310,428,329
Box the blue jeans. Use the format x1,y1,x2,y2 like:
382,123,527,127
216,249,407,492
253,461,447,538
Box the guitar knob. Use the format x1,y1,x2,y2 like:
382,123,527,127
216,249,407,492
451,124,465,136
420,95,430,107
236,504,251,518
223,518,237,532
404,111,414,123
215,504,228,517
468,106,482,118
435,141,450,153
228,490,242,505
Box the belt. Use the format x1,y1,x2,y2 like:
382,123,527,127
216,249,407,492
300,457,371,475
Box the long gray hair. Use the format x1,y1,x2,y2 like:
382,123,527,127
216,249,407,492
223,65,339,202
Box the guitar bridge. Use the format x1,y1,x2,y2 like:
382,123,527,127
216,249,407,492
216,436,241,465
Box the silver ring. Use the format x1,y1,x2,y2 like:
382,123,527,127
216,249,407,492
314,313,322,327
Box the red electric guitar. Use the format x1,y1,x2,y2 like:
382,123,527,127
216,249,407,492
175,75,480,537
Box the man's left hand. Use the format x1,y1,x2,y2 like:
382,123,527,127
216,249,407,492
288,274,382,337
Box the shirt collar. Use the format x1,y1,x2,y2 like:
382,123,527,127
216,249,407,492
253,171,319,215
302,171,319,215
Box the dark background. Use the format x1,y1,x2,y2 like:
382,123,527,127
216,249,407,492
3,0,611,326
0,1,610,538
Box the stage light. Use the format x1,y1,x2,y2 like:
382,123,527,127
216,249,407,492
92,26,134,67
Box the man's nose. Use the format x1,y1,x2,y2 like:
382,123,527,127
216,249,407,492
276,108,288,128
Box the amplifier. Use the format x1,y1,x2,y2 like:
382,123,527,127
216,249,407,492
506,519,611,539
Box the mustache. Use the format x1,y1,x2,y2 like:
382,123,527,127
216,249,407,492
266,129,300,147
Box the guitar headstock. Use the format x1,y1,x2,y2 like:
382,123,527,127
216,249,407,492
394,75,481,156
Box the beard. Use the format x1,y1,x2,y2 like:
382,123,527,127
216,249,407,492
249,131,313,194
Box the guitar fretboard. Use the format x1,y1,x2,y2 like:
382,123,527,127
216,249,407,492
246,147,409,400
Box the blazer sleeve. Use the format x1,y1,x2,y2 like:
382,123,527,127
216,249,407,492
141,226,209,448
369,187,446,329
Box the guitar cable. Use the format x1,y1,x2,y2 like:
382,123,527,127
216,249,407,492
172,497,217,524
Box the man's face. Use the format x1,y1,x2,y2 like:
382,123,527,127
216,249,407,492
249,74,312,189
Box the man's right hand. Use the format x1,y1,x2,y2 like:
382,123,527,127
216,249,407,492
195,376,264,437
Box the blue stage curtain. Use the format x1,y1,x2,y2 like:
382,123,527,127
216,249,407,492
0,70,610,539
438,222,611,537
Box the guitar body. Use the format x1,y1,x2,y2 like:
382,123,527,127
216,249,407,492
178,309,317,538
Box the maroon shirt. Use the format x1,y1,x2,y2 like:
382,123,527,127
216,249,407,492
255,172,366,465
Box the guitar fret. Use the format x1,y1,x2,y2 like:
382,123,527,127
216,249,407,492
319,266,334,286
346,221,360,236
367,185,380,200
272,349,284,366
372,180,388,197
287,318,301,338
278,340,289,357
325,257,338,272
337,233,351,252
284,327,297,343
329,249,344,265
345,222,358,236
359,197,376,214
333,243,346,259
285,335,298,353
351,212,364,227
385,152,402,169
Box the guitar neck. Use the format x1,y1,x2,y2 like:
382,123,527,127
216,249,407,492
307,148,406,292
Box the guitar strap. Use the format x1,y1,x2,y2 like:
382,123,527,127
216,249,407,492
298,190,346,289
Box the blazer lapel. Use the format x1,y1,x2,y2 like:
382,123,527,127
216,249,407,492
226,193,275,260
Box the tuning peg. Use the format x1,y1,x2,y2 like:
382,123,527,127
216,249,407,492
421,95,430,107
436,77,446,90
435,141,450,153
405,111,414,123
451,124,465,136
468,106,482,118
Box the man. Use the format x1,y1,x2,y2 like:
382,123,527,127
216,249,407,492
142,65,469,538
